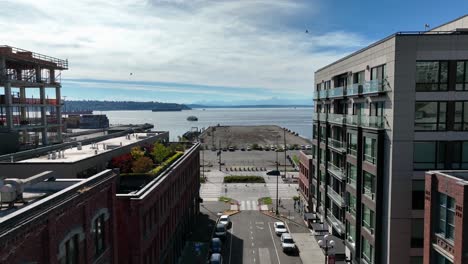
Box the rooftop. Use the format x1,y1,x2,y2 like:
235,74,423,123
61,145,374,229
18,132,163,163
0,45,68,70
0,170,115,234
428,170,468,185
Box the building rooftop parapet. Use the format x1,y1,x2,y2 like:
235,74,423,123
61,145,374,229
427,170,468,185
116,142,199,198
0,45,68,70
0,169,116,235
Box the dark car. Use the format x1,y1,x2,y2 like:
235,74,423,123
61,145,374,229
211,237,222,253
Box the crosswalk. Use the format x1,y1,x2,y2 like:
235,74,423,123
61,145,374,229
239,200,259,211
200,182,221,201
266,183,298,198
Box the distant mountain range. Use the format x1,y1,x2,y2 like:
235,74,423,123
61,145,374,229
63,100,313,111
64,100,191,111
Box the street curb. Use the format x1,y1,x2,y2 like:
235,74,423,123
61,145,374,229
223,210,241,216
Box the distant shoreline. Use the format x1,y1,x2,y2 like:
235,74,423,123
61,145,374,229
188,104,313,109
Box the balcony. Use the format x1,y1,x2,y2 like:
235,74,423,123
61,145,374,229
318,113,327,122
327,162,345,181
328,86,344,98
328,138,346,152
319,90,328,99
345,115,385,129
363,187,376,201
362,79,388,94
347,83,361,96
327,209,345,234
328,113,345,125
347,148,357,157
327,186,344,207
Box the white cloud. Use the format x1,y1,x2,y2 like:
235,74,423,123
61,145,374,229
1,0,368,97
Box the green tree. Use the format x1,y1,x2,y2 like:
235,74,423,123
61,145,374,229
152,143,170,164
131,156,154,173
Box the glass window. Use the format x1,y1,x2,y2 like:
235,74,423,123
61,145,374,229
371,64,386,81
361,237,374,264
94,215,106,258
411,218,424,248
354,71,365,84
414,141,447,170
362,204,375,233
347,133,357,156
313,124,318,139
433,250,453,264
412,180,425,210
454,102,468,131
64,234,79,264
456,61,468,91
438,193,455,242
347,163,357,187
364,137,377,165
363,171,376,200
346,221,356,244
414,102,447,131
416,61,449,91
347,192,356,216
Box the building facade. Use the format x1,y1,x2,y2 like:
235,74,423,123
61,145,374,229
0,170,118,264
0,45,68,153
115,143,201,264
298,150,313,214
312,15,468,264
423,171,468,264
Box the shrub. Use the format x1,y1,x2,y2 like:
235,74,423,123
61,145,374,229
152,143,171,164
149,152,183,175
259,197,272,205
110,153,133,173
223,176,265,183
132,156,154,173
130,146,145,160
252,143,259,150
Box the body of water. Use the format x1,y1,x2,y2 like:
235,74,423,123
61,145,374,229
102,107,314,141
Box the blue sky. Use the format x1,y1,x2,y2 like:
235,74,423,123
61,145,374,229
2,0,468,104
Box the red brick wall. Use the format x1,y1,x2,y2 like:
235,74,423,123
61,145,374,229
116,145,200,264
0,172,118,264
424,172,468,264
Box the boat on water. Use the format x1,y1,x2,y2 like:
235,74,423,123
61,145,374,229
187,116,198,121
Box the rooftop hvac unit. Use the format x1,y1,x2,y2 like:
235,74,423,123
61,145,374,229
0,171,53,206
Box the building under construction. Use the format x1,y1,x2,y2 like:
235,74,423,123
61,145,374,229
0,45,68,153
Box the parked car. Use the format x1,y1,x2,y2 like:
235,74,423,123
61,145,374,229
211,237,222,253
247,146,252,151
280,233,297,253
301,145,306,150
274,221,288,235
210,253,223,264
214,223,227,240
219,215,232,228
305,145,312,150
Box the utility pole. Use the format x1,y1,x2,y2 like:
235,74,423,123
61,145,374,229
276,135,279,216
283,128,287,180
218,141,222,171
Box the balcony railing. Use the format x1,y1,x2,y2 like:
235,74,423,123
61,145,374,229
328,113,345,125
362,79,388,94
327,209,345,234
364,154,377,165
347,148,357,157
347,83,361,96
363,187,376,201
345,115,385,129
328,138,346,152
319,90,328,99
327,162,345,180
328,86,344,98
327,186,344,207
318,113,327,122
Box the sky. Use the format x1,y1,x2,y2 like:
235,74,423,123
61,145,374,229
2,0,468,105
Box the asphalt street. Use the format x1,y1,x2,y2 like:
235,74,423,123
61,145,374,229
221,210,302,264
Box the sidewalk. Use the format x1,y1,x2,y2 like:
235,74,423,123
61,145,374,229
290,232,325,264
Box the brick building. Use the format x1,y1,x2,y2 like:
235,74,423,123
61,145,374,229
423,171,468,264
298,150,313,214
115,142,200,264
0,169,118,264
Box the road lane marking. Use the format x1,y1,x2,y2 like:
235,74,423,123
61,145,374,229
268,222,281,264
258,248,272,264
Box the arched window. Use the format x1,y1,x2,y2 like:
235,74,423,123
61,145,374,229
90,208,110,258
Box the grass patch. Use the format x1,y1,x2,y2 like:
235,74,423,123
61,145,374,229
292,155,299,164
259,197,272,205
223,175,265,183
219,196,232,203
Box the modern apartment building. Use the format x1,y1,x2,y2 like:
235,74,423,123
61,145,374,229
423,170,468,264
0,45,68,153
311,15,468,264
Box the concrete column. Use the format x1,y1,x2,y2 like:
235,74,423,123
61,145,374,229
4,82,13,129
35,65,41,83
19,87,26,119
0,56,5,83
40,85,47,145
16,69,21,81
55,84,62,142
50,69,55,84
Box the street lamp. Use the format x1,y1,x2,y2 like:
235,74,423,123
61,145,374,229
318,234,335,264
